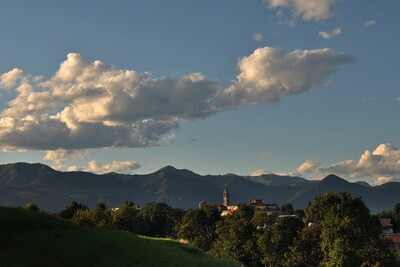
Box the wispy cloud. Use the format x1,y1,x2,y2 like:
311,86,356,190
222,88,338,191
364,20,376,28
319,28,342,40
251,169,273,176
253,33,264,42
44,149,90,164
266,0,340,21
260,150,273,158
66,160,141,174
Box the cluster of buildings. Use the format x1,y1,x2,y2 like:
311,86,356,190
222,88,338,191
199,188,283,217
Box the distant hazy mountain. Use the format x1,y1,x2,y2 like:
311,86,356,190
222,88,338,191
0,162,398,213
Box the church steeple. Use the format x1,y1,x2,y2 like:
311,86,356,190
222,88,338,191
223,187,229,206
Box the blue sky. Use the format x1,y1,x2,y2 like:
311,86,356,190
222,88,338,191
0,0,399,185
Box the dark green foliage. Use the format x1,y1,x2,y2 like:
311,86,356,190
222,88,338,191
285,224,323,267
68,201,182,238
237,203,255,219
24,202,39,212
58,201,89,220
211,211,261,267
280,202,294,215
176,205,221,250
71,209,96,226
70,203,113,228
306,192,397,267
111,203,140,232
294,208,305,217
257,216,304,267
96,202,107,211
394,203,400,215
137,202,183,237
209,193,398,267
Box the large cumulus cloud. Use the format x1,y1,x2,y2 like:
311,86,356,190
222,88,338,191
0,48,353,151
289,144,400,185
217,47,354,106
319,144,400,185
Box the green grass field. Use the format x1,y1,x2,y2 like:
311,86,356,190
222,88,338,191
0,207,239,267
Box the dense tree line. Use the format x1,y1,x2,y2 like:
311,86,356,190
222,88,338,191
50,192,399,266
57,201,184,238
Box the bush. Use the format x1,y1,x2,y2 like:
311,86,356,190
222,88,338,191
24,202,40,212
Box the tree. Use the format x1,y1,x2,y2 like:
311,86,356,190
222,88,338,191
96,202,107,211
176,205,221,250
137,202,177,237
285,224,323,267
71,209,95,226
257,216,304,267
281,202,294,215
305,192,397,267
24,202,39,212
70,202,112,228
112,203,140,232
394,203,400,216
91,203,112,228
58,201,88,220
211,210,261,267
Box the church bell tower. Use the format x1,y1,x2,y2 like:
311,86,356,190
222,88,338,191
223,188,229,206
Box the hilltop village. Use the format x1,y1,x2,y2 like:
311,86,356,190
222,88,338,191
198,188,400,248
199,188,296,218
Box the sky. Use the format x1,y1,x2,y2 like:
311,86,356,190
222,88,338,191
0,0,399,185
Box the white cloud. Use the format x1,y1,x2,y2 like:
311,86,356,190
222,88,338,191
319,28,342,40
0,50,353,151
251,169,273,176
290,160,321,176
66,160,141,174
294,144,400,185
161,133,176,143
0,53,220,151
364,20,376,28
216,47,354,107
43,149,90,164
253,33,264,42
260,150,273,158
266,0,340,21
319,144,400,185
0,68,24,89
86,160,141,174
396,96,400,101
375,176,394,185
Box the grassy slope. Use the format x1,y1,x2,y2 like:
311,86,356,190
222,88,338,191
0,207,238,267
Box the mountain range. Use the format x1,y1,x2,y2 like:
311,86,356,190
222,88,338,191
0,162,399,213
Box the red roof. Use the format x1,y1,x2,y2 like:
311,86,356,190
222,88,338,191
382,234,400,244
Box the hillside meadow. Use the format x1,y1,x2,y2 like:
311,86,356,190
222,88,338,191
0,207,239,267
